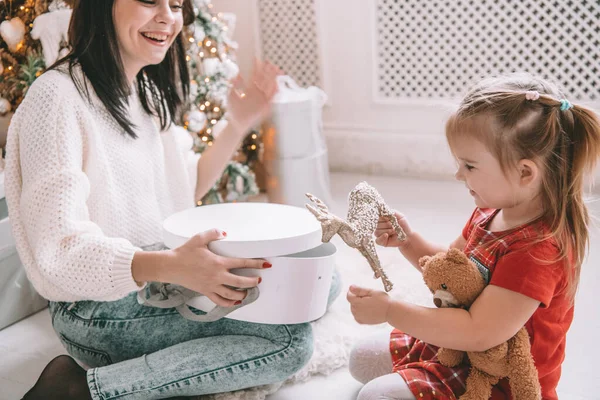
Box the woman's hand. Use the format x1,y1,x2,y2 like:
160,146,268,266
347,285,392,325
226,59,281,133
166,229,271,307
375,211,412,248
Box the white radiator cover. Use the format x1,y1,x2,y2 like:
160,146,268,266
374,0,600,103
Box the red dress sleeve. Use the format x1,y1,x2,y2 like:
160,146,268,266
490,241,566,308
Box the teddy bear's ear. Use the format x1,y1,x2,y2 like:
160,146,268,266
419,255,431,270
447,248,468,264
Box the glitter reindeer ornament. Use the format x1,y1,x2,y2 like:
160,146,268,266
305,182,406,292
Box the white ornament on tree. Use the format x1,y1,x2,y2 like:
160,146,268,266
193,27,206,44
212,87,228,106
0,17,26,53
202,58,221,76
221,58,239,80
30,9,72,66
186,109,207,132
0,98,12,116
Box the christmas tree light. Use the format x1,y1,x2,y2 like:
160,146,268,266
184,0,262,205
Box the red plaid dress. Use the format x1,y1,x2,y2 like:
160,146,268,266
390,331,469,399
390,208,572,400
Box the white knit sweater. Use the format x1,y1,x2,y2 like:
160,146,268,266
4,68,199,302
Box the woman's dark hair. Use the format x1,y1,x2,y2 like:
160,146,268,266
50,0,194,138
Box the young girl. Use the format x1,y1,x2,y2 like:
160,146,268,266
6,1,338,399
346,73,600,400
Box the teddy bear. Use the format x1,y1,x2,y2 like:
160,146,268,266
419,248,541,400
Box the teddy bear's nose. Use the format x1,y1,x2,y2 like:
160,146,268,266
434,298,442,308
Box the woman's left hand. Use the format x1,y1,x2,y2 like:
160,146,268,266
347,285,392,325
226,59,281,132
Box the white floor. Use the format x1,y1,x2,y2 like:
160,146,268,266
1,172,598,400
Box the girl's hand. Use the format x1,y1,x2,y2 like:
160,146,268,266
375,211,412,248
226,59,281,133
166,229,270,307
347,285,392,325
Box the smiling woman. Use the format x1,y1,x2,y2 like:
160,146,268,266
3,0,337,399
113,0,185,80
49,0,193,139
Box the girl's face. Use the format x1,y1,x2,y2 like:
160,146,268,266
113,0,184,80
451,136,527,210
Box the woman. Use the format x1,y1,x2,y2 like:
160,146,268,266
5,1,339,399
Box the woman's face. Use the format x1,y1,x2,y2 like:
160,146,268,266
113,0,185,79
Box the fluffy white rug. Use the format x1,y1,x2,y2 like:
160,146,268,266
201,234,435,400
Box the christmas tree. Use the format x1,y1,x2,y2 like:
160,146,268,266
1,0,71,151
0,0,52,116
183,0,262,206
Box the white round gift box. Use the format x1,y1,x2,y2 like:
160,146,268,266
162,202,336,324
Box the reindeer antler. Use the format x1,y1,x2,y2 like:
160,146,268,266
305,193,329,212
305,193,332,222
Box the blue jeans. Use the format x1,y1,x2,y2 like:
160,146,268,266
48,269,341,400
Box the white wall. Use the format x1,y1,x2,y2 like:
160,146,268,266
213,0,600,184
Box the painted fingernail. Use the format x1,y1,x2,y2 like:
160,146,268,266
258,277,262,284
263,262,272,268
234,300,242,305
222,231,227,237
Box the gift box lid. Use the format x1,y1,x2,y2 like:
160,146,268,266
162,202,324,258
